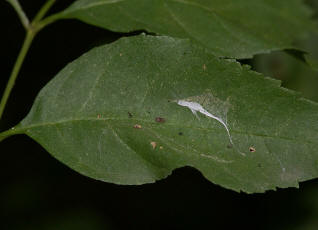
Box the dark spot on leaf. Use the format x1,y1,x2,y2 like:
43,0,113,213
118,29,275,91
133,124,142,129
227,144,233,149
257,163,262,168
178,132,183,136
155,117,165,123
249,147,256,152
128,112,133,118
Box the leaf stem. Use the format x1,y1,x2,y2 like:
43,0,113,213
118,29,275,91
36,11,64,31
0,31,35,120
6,0,30,30
0,127,22,143
0,0,58,121
32,0,56,23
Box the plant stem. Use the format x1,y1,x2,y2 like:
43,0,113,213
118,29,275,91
0,31,35,120
6,0,30,30
33,0,56,23
0,0,58,121
0,127,23,142
36,11,63,31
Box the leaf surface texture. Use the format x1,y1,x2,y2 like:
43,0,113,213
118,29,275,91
59,0,315,58
16,35,318,193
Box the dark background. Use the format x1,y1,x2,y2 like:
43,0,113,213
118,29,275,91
1,1,318,229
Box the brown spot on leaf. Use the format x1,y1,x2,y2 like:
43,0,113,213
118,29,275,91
249,147,256,152
159,146,163,150
97,114,101,119
155,117,165,123
203,64,206,70
150,142,157,149
133,124,142,129
120,53,122,56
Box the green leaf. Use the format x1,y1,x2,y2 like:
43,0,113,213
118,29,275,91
6,35,318,193
305,53,318,71
56,0,315,59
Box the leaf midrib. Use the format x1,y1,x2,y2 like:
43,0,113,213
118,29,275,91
14,117,316,145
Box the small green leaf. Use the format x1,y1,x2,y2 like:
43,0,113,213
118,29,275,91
57,0,315,58
11,35,318,193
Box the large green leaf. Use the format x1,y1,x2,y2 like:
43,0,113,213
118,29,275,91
55,0,315,59
2,35,318,193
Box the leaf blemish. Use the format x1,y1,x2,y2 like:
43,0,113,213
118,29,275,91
150,141,157,149
155,117,165,123
249,147,256,152
200,154,233,163
128,112,133,118
133,124,142,129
